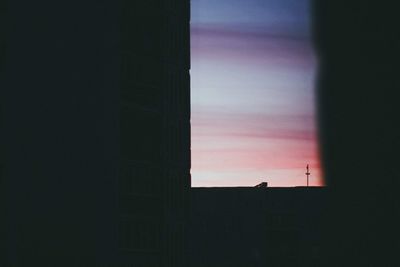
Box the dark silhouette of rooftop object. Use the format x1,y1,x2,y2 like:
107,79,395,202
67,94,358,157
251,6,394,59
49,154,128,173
306,164,311,186
255,182,268,188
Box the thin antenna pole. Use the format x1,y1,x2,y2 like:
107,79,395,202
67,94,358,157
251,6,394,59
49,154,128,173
305,164,310,186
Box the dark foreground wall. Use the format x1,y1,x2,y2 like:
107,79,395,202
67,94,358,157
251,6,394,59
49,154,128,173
313,1,399,266
0,1,190,266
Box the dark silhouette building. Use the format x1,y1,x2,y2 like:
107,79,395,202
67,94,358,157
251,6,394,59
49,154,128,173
186,186,327,267
118,1,190,267
0,0,190,266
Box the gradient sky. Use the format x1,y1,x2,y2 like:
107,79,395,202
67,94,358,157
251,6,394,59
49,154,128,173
191,0,324,187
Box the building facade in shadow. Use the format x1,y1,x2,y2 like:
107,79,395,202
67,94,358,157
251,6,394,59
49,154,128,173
0,0,190,266
118,1,190,266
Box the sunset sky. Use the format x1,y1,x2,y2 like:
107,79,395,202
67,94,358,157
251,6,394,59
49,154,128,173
190,0,324,187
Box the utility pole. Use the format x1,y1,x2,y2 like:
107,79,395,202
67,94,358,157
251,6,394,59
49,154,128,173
305,164,310,186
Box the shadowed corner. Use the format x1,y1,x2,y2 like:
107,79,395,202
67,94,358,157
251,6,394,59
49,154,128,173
312,1,399,266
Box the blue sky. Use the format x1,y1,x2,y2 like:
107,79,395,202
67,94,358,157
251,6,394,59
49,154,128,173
191,0,312,36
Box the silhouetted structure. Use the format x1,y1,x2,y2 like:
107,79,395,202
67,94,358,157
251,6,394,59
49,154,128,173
255,182,268,188
306,164,310,186
186,187,327,267
0,0,190,266
118,1,190,267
